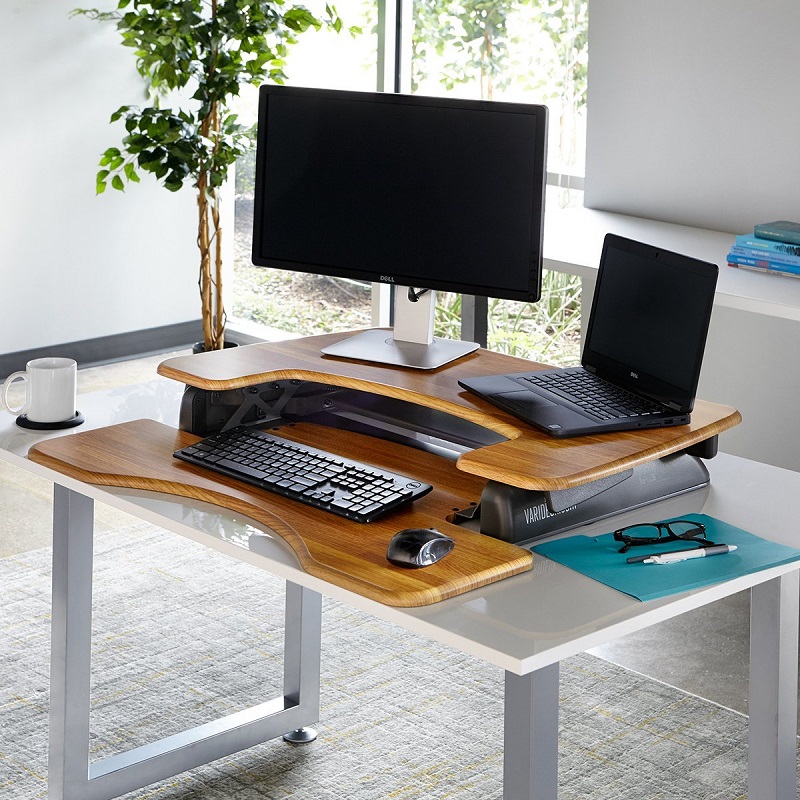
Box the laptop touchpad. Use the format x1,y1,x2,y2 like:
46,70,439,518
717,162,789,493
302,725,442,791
495,390,558,414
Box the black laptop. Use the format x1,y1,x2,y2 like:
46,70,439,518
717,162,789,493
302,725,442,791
458,233,718,437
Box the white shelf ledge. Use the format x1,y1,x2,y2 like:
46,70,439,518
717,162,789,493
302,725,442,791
544,207,800,322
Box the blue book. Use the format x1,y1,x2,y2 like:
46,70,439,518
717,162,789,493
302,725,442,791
729,246,800,268
753,220,800,245
532,513,800,602
727,253,800,276
734,235,800,258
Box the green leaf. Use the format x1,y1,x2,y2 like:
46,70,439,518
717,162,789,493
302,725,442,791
124,162,140,182
111,175,125,192
138,151,161,171
99,147,121,167
146,115,170,139
284,7,321,33
125,133,152,152
96,179,107,195
164,173,184,191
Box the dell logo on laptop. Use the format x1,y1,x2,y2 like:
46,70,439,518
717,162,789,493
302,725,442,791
630,371,639,379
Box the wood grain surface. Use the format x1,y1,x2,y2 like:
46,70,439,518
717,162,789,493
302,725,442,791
28,419,533,608
158,332,742,491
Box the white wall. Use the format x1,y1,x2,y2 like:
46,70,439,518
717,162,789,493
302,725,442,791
1,0,199,355
698,304,800,472
584,0,800,233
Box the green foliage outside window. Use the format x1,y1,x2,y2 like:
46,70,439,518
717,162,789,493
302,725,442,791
434,270,582,366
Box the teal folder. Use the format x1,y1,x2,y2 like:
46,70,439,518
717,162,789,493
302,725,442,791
532,514,800,602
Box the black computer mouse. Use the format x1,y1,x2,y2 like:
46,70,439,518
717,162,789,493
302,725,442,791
386,528,455,568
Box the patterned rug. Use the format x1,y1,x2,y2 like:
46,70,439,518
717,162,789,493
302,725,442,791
0,523,763,799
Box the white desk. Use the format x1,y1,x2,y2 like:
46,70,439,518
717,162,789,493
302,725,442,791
1,380,798,799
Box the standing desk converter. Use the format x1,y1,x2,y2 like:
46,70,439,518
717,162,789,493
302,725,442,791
16,332,800,800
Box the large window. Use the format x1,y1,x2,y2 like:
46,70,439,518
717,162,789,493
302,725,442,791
232,0,587,365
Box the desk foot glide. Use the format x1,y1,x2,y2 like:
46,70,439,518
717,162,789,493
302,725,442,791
283,727,318,744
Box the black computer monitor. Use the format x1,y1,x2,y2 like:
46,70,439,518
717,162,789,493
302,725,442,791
252,85,548,369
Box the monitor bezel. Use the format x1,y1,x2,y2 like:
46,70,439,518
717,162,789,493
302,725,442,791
251,85,548,304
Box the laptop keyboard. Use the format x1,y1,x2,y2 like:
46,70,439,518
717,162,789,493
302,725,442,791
521,370,666,421
174,426,433,523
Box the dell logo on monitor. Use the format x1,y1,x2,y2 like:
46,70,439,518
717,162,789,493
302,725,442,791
380,275,395,283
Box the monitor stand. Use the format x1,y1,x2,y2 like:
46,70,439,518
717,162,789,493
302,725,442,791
320,287,480,370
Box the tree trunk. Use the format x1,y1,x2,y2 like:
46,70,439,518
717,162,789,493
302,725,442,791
197,99,225,351
197,2,225,352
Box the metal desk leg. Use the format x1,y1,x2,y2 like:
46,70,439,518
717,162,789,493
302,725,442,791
49,485,95,799
282,580,322,744
748,571,800,800
48,484,323,800
503,663,559,800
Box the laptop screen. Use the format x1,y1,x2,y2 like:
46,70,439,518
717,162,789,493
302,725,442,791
582,235,718,411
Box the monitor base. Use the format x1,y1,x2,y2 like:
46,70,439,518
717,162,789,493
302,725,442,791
321,329,479,370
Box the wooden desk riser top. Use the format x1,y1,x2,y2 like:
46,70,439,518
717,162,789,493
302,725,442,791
158,331,742,492
28,419,532,608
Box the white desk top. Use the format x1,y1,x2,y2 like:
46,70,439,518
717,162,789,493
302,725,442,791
2,378,798,675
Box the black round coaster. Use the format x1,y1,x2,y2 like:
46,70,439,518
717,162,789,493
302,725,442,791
16,412,85,431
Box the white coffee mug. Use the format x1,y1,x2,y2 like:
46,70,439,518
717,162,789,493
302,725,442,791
2,357,78,424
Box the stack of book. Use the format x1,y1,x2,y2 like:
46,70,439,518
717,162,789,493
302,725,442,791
727,220,800,278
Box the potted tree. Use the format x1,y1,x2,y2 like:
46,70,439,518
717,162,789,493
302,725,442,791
75,0,351,351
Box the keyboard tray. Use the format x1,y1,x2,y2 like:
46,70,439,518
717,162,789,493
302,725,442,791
28,419,533,607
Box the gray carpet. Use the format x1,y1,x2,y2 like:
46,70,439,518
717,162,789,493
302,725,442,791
0,523,769,799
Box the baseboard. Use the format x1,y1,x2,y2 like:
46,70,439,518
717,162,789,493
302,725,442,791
0,320,205,376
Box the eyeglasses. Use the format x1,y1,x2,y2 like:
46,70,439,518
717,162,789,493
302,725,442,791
613,519,713,553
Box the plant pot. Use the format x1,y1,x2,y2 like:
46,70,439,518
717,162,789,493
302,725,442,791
191,340,239,355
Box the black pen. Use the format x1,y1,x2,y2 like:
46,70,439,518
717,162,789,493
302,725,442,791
626,544,737,564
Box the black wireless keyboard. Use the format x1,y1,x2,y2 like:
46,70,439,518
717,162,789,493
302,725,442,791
174,426,433,523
